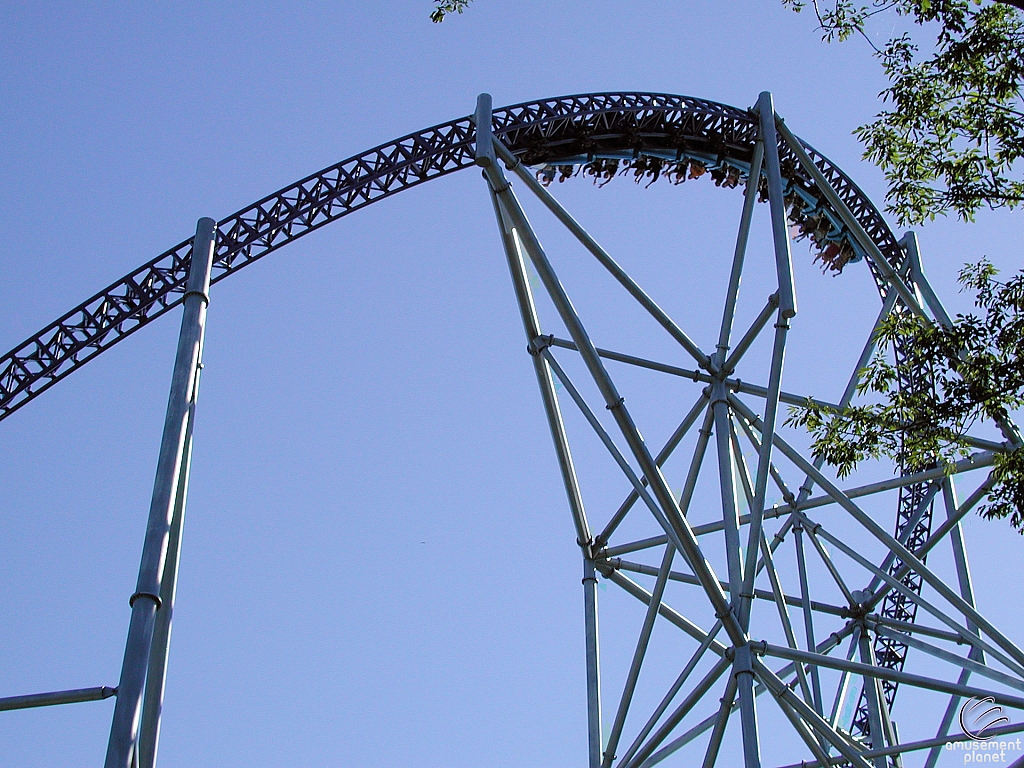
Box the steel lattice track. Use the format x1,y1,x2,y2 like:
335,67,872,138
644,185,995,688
850,315,937,741
0,92,926,739
0,92,904,423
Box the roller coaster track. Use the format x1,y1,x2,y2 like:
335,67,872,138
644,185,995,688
0,92,903,423
0,92,932,747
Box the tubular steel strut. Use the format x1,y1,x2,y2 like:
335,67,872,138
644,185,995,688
3,92,1022,768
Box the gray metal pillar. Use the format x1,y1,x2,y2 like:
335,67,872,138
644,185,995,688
858,630,891,768
701,675,738,768
583,558,603,768
477,94,602,767
104,217,216,768
901,231,953,328
755,91,796,320
601,543,675,768
739,91,794,631
137,367,199,768
0,686,116,712
712,384,743,606
734,644,762,768
793,523,824,716
711,381,761,768
714,140,764,369
924,479,986,768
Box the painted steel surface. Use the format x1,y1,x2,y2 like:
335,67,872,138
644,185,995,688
2,92,947,752
0,92,900,423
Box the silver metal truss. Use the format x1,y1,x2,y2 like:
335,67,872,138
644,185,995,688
0,92,906,424
474,91,1024,768
2,91,1022,767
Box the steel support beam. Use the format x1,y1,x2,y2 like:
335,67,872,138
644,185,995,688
484,150,605,765
793,522,824,716
711,383,761,768
598,392,710,545
492,129,713,372
715,139,765,369
900,231,953,328
138,346,202,768
601,544,675,768
756,530,816,706
633,625,861,768
924,478,987,768
541,350,676,536
0,686,116,712
104,217,216,768
757,92,797,320
478,96,744,649
775,719,1024,768
740,91,795,637
730,394,1024,673
759,643,1024,710
858,630,892,768
723,295,779,374
827,625,862,731
784,452,995,521
809,511,1024,679
701,675,738,768
617,621,724,768
621,656,731,768
584,559,603,768
771,689,834,768
535,337,1023,457
605,570,728,656
713,384,744,606
485,170,592,550
752,658,871,768
872,623,1023,693
607,557,845,618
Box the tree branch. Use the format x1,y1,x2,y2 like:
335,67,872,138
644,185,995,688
995,0,1024,12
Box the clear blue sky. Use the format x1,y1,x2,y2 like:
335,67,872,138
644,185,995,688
1,2,1020,767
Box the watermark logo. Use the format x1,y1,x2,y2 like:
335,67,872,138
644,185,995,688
960,697,1009,741
944,696,1018,764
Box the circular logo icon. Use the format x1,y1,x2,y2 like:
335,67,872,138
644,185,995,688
960,696,1009,741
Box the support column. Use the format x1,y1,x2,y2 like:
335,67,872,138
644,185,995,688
734,644,762,768
712,384,743,605
739,91,794,631
924,479,986,768
478,93,601,766
722,92,796,768
137,364,200,768
901,231,953,328
474,94,741,647
859,630,894,768
793,523,824,716
584,559,603,768
714,140,764,369
104,217,216,768
701,675,738,768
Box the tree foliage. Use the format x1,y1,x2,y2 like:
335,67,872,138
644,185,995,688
433,0,1024,224
782,1,1024,531
785,0,1024,224
786,261,1024,529
430,0,471,23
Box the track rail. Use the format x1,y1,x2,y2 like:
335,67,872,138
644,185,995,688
0,92,901,423
0,94,924,743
